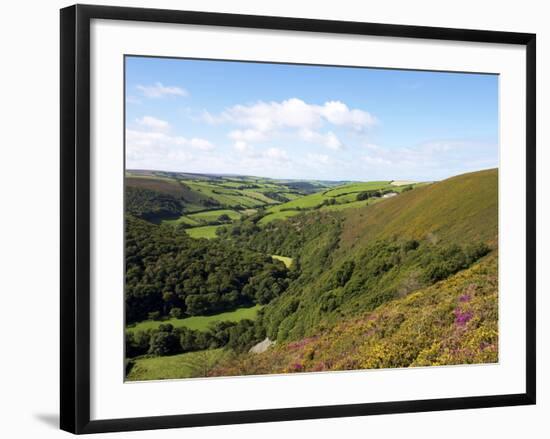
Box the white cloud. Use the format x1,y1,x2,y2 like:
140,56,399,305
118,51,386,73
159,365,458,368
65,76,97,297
136,116,170,132
359,140,498,180
228,129,267,143
220,98,316,131
362,154,392,166
189,138,214,151
307,153,330,165
300,129,343,150
136,82,188,98
201,110,222,125
202,98,376,151
320,101,377,130
233,141,255,154
126,129,215,168
264,147,289,162
216,98,375,132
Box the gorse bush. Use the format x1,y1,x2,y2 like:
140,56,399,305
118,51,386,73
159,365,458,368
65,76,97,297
256,231,491,343
209,253,499,377
421,243,490,283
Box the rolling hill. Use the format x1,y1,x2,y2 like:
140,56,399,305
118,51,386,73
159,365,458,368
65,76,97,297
340,168,498,249
206,168,498,376
258,180,421,225
125,171,341,226
124,168,498,380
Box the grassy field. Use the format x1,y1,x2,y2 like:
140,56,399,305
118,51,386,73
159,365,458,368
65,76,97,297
267,192,327,212
272,255,293,268
266,181,398,214
188,209,241,222
186,181,272,208
323,181,391,197
259,181,412,225
161,215,201,226
258,210,303,225
186,225,222,239
128,305,263,333
319,198,376,212
163,209,241,227
127,349,225,381
241,189,279,204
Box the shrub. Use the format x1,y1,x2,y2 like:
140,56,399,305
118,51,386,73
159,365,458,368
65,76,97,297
148,327,181,356
148,311,161,321
334,261,355,287
169,307,183,319
403,239,419,252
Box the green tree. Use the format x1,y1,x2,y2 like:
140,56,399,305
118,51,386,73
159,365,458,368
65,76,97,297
169,307,182,319
182,350,222,378
148,326,180,356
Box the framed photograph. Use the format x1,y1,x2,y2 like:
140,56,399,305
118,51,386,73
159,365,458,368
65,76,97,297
60,4,536,434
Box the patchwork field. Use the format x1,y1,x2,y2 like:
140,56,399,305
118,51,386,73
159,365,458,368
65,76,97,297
126,170,426,232
258,180,423,225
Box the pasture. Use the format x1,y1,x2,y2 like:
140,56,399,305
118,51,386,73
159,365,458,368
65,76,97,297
258,210,303,225
186,225,222,239
161,215,201,227
127,349,224,381
127,305,263,333
258,181,411,225
188,209,241,222
323,181,391,197
185,181,276,208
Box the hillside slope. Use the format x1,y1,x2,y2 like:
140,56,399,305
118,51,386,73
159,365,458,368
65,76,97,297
239,169,498,342
341,168,498,249
211,252,498,376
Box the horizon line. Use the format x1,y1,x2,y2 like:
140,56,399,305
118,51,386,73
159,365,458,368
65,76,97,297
125,167,498,183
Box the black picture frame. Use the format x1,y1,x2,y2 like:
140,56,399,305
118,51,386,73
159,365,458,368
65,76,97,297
60,4,536,434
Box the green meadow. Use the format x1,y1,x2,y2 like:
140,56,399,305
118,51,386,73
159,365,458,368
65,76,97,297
186,225,222,239
127,349,225,381
127,304,263,333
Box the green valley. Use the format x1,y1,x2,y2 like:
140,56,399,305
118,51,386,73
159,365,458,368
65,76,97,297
124,168,498,381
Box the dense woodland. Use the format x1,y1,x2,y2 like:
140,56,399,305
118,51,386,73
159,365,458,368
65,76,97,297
126,215,289,323
126,186,184,221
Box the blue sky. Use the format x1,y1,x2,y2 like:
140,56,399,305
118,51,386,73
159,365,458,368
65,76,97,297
125,56,498,181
